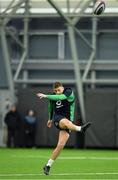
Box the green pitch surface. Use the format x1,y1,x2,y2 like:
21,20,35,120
0,148,118,179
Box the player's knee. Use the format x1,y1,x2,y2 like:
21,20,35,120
64,120,72,128
59,122,67,129
59,119,69,129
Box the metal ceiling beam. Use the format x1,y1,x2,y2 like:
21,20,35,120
47,0,72,25
66,0,70,15
82,52,95,80
14,79,118,85
72,0,83,14
14,51,27,81
23,0,30,59
2,0,26,26
14,0,30,81
72,0,92,25
0,26,15,103
1,0,16,15
68,25,86,123
74,27,93,49
17,29,118,35
11,60,118,71
5,28,25,49
82,17,97,80
72,0,93,51
47,0,93,51
0,13,118,19
83,79,118,85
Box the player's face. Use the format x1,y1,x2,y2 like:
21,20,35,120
54,86,64,94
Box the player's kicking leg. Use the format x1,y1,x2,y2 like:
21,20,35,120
59,119,91,133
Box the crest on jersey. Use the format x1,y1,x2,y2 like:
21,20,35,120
56,100,63,108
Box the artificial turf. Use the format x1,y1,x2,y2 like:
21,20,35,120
0,148,118,179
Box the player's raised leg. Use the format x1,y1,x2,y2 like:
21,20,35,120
59,118,91,133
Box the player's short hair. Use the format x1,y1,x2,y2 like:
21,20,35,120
53,82,63,89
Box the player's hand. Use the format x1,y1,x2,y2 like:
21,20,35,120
37,93,47,99
47,120,52,128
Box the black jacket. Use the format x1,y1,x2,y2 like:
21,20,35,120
4,111,21,130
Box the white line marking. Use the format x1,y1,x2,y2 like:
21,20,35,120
59,157,118,160
0,172,118,177
11,155,118,160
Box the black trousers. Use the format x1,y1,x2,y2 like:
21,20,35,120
24,130,35,147
7,129,19,147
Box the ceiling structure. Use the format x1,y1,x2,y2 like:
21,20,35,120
0,0,118,15
0,0,118,121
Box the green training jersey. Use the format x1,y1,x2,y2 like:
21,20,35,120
47,88,75,121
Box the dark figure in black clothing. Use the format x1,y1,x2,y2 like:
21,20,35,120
4,105,21,147
24,109,37,147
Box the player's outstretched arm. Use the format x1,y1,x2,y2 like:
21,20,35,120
37,93,67,101
37,93,47,99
